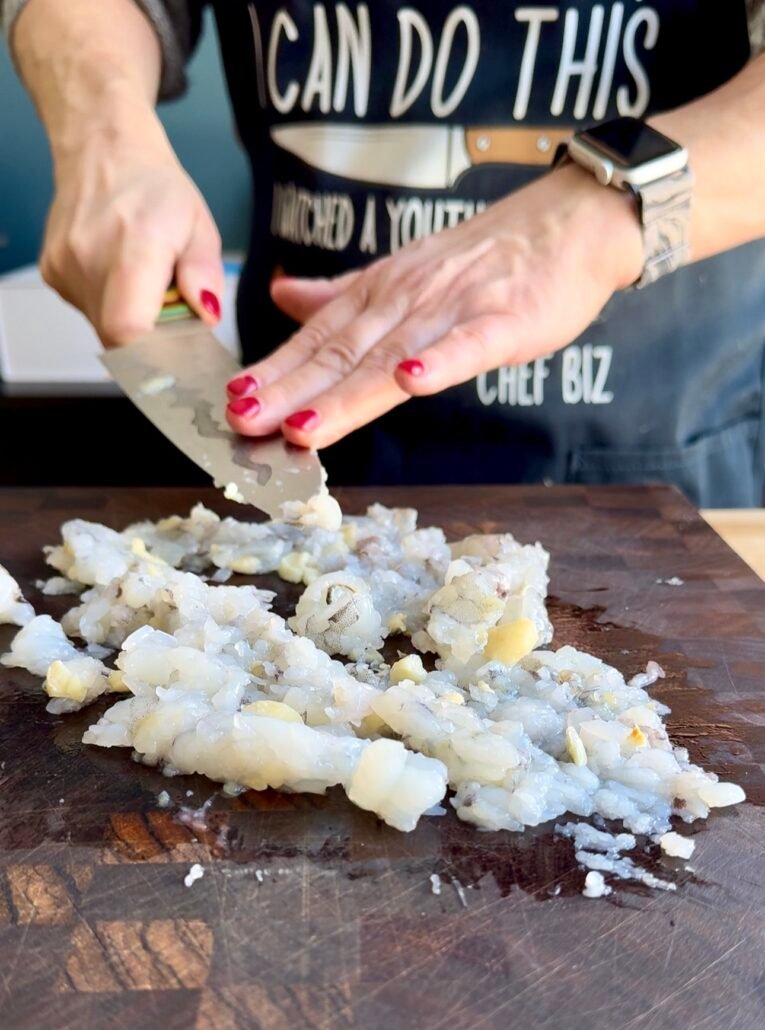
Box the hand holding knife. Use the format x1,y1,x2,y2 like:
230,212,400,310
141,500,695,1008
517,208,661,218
101,290,324,517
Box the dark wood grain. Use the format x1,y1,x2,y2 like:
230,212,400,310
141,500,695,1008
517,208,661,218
1,485,763,1030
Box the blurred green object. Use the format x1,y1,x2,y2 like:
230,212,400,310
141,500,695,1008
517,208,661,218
0,9,250,275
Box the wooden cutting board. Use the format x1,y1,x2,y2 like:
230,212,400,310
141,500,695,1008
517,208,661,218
1,485,763,1030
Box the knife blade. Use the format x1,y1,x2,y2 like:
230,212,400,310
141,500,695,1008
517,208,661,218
271,123,572,189
100,302,323,518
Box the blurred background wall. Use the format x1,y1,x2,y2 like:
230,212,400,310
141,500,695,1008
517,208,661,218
0,8,250,275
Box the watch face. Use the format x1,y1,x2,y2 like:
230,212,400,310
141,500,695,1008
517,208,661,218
579,117,680,167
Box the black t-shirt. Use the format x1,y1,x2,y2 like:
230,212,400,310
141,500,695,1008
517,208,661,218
210,1,765,505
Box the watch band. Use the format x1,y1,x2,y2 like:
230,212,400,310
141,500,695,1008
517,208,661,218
552,139,693,290
632,167,694,289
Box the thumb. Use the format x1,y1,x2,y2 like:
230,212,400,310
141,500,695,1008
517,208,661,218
271,270,360,324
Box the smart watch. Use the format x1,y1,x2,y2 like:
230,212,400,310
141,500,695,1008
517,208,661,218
554,116,693,289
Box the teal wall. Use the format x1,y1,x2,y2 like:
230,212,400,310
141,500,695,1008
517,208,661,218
0,9,251,275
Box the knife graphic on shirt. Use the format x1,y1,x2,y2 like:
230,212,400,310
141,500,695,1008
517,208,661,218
271,123,573,190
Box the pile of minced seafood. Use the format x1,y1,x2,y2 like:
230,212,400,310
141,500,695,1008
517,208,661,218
0,490,745,896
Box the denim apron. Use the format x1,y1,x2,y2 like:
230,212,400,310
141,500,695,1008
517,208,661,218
211,0,764,506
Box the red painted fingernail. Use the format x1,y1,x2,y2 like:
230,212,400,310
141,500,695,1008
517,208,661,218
398,359,425,377
227,396,261,417
285,409,320,431
200,289,221,320
227,374,258,397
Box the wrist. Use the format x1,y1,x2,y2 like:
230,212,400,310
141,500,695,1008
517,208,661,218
12,0,165,169
556,162,644,291
50,93,172,174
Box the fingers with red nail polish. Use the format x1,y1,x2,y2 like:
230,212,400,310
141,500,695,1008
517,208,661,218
200,289,221,320
227,396,260,418
227,374,258,397
173,205,224,333
397,359,425,378
284,409,320,432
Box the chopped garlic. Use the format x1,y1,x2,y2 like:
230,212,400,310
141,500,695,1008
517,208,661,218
38,576,79,597
359,711,387,737
184,863,204,887
445,559,473,584
139,374,175,396
282,488,342,532
341,523,358,548
0,564,35,627
659,832,695,860
387,612,407,634
223,482,246,505
108,669,130,693
242,700,304,724
229,556,261,575
483,618,538,666
697,781,746,808
627,725,647,748
130,538,167,566
278,551,317,585
45,660,88,703
155,516,182,532
390,653,427,685
441,691,465,706
566,726,587,766
582,870,611,898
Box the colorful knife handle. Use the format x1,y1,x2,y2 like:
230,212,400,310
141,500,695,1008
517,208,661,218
158,287,195,324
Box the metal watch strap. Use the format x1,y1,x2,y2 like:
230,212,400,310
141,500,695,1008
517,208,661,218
552,143,693,289
632,167,694,289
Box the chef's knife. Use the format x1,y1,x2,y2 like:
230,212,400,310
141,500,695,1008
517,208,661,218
100,290,324,517
271,123,572,189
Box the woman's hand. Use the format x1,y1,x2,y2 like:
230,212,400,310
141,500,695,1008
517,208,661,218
42,114,224,345
12,0,225,346
226,164,643,448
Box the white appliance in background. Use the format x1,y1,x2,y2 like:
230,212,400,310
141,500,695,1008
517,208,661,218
0,258,243,384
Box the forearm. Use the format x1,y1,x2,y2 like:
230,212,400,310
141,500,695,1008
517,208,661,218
8,0,222,344
12,0,166,169
655,53,765,263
